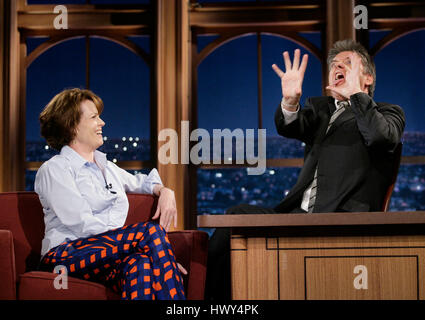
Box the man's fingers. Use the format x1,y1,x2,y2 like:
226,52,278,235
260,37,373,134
354,54,363,74
299,54,309,77
349,52,362,74
292,49,300,70
326,85,348,100
326,85,337,94
271,64,284,78
326,85,336,92
283,51,292,72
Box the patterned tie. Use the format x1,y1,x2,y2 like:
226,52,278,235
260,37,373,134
307,100,348,213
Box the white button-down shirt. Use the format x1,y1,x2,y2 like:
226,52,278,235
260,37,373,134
35,145,163,257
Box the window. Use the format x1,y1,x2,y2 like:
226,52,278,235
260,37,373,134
26,37,86,164
196,33,322,218
89,37,151,163
372,29,425,211
25,36,152,190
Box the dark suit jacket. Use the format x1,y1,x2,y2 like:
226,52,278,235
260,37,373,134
274,92,405,213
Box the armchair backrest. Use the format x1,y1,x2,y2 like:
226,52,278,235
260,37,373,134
0,192,157,277
382,143,403,212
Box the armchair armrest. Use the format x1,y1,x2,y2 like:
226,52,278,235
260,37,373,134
168,230,208,300
0,229,16,299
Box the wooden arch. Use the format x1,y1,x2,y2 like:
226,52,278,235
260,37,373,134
370,27,425,57
25,33,151,69
194,30,323,67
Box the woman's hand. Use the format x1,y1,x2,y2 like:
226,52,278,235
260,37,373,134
177,263,188,276
152,186,177,232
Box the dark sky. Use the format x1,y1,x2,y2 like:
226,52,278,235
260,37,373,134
197,29,425,134
372,29,425,133
26,36,151,141
25,20,425,142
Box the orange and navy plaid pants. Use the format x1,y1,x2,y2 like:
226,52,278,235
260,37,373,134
40,221,185,300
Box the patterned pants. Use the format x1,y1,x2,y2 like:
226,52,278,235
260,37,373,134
40,221,185,300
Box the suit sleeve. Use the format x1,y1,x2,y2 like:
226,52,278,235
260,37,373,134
350,92,405,151
274,97,320,145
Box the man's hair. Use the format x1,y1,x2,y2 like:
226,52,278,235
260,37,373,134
39,88,104,151
327,39,376,97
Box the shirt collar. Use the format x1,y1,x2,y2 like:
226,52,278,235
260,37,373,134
60,145,107,170
94,149,107,170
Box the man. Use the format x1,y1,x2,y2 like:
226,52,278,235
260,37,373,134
205,39,405,300
271,39,405,213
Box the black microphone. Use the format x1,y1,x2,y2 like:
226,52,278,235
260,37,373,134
105,183,116,194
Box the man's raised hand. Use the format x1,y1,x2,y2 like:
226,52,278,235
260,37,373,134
272,49,308,110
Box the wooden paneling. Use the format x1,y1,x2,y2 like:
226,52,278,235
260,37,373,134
231,236,248,300
305,256,418,300
198,211,425,228
230,234,425,300
247,238,279,300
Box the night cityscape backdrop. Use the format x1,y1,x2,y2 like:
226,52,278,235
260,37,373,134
23,3,425,226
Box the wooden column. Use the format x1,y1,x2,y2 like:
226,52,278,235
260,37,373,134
155,0,191,230
326,0,356,49
323,0,356,92
0,0,6,192
0,0,22,192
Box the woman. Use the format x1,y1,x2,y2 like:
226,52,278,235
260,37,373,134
35,88,186,300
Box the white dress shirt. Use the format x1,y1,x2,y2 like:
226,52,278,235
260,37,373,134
35,145,163,257
280,98,347,212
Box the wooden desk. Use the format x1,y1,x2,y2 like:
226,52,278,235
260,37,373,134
198,211,425,300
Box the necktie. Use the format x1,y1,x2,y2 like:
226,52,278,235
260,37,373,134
307,100,348,213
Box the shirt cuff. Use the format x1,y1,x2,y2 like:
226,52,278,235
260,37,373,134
142,168,163,195
281,99,300,125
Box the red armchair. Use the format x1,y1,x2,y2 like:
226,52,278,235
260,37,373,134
0,192,208,300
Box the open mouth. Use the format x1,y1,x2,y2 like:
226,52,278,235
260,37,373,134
334,72,345,86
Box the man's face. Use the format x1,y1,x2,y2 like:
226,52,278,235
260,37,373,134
328,51,373,99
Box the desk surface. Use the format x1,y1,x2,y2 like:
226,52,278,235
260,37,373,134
197,211,425,228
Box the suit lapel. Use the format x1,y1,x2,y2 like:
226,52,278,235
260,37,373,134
280,97,332,204
310,96,335,145
325,102,355,137
275,97,353,212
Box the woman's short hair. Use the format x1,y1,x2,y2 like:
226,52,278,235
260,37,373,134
39,88,104,151
327,39,376,97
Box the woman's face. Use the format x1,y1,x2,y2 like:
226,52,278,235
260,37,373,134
72,99,105,151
